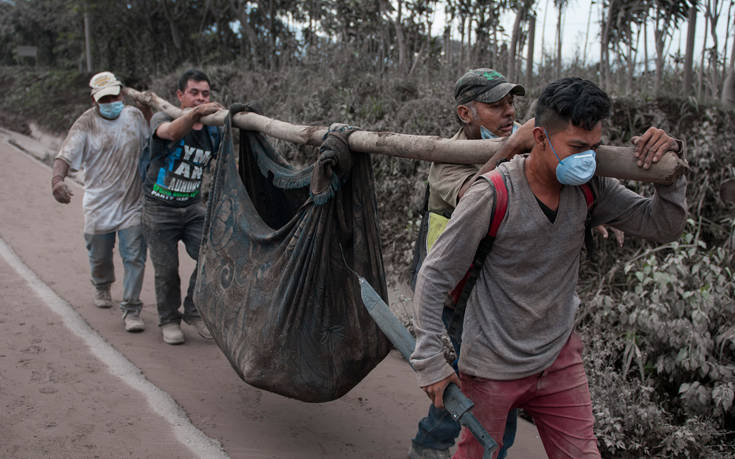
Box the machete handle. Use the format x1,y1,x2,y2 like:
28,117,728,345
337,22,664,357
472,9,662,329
444,383,498,459
359,276,498,458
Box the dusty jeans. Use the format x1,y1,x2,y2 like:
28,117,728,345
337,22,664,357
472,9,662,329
455,332,600,459
84,224,146,315
142,199,204,326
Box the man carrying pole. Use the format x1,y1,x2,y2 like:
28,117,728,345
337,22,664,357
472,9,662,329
410,77,687,458
142,69,223,345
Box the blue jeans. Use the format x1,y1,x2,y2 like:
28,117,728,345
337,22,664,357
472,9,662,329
84,224,146,316
142,199,204,326
412,307,517,457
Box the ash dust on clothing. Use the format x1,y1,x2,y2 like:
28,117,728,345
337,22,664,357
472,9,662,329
55,106,149,234
145,115,213,206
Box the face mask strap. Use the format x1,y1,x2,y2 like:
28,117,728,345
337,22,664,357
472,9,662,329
543,128,563,164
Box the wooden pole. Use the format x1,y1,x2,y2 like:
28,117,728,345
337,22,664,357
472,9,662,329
124,87,688,185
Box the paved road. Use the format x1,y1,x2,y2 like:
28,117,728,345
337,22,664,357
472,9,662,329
0,126,545,458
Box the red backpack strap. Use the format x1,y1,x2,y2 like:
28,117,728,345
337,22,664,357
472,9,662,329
580,183,594,209
484,170,508,237
445,170,508,342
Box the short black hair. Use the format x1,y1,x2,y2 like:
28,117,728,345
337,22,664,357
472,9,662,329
535,78,610,133
178,69,210,92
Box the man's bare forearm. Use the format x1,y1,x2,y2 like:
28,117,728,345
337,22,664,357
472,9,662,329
155,109,199,142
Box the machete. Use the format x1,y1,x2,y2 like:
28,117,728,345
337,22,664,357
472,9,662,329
358,276,498,459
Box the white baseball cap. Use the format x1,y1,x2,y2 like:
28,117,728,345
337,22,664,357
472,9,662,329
89,71,122,102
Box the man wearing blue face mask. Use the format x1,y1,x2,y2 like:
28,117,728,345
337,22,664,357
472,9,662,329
409,68,523,459
411,77,687,458
52,71,151,333
426,68,524,219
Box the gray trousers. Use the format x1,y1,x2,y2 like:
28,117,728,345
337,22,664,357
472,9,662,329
84,224,146,315
142,199,204,326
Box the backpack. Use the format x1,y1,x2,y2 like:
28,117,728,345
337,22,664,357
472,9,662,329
139,125,221,181
445,170,595,343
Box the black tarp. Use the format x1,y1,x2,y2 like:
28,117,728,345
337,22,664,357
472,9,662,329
194,114,391,402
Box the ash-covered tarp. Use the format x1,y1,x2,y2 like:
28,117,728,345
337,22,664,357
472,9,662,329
194,113,392,402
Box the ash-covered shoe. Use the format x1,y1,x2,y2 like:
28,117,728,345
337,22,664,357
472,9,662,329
161,323,185,345
190,319,214,340
123,312,145,333
93,286,112,308
408,443,451,459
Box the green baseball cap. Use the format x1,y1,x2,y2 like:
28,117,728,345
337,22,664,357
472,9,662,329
454,68,525,105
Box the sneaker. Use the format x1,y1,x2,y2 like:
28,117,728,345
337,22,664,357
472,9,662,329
161,323,185,345
408,443,451,459
190,319,213,340
123,312,145,333
93,286,112,308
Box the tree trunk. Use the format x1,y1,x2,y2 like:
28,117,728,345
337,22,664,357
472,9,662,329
459,16,465,68
684,6,697,93
705,0,722,95
231,0,259,69
699,11,709,99
162,0,182,52
654,18,664,95
644,19,649,85
601,1,614,90
526,15,536,88
83,8,92,73
723,0,732,74
394,0,408,74
541,0,550,68
269,0,276,70
627,24,635,94
582,2,592,66
556,4,563,78
508,8,525,81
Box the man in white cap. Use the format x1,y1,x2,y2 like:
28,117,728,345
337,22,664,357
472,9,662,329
51,71,151,333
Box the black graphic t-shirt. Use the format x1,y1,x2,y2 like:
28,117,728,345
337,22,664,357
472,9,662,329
145,112,218,207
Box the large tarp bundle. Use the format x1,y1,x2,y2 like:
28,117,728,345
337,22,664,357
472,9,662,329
194,112,392,402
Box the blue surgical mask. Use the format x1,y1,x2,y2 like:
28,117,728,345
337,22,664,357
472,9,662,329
99,100,124,119
544,129,597,185
481,123,518,139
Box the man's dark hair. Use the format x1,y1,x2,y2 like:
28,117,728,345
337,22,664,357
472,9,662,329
178,69,210,92
535,78,610,133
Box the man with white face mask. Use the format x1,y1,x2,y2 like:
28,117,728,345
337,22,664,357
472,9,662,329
52,71,150,333
411,77,687,458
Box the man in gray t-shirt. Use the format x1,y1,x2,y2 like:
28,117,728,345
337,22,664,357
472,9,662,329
52,71,150,333
411,78,687,458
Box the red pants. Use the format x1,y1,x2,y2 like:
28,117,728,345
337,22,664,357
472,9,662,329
454,333,600,459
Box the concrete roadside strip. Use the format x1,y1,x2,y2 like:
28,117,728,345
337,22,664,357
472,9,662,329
0,236,228,459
